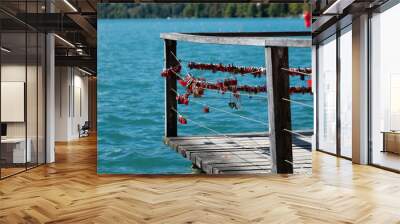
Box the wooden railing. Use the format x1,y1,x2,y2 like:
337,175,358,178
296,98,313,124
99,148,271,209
162,32,311,174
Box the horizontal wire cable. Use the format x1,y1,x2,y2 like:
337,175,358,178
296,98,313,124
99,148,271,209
284,98,313,102
282,129,309,138
194,95,265,101
170,51,192,75
281,67,312,76
171,87,268,126
174,54,311,78
282,129,311,171
190,65,266,76
204,87,268,99
172,107,228,137
170,53,311,99
178,57,266,75
170,88,179,95
174,89,266,101
203,89,312,101
282,98,313,109
172,71,311,99
170,69,185,80
171,107,267,150
171,68,269,99
173,75,268,99
284,159,309,173
284,160,294,165
170,107,271,168
189,98,268,126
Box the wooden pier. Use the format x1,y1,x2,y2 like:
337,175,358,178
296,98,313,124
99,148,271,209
164,133,312,174
161,31,312,174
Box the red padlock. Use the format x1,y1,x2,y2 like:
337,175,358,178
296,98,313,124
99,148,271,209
176,95,189,105
182,97,189,105
178,79,187,87
178,115,187,124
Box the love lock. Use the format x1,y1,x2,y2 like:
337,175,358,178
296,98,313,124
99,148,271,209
228,102,238,110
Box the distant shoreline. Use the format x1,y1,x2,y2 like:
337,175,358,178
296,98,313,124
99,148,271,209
98,3,307,19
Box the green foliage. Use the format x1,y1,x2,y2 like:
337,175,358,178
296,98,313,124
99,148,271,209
98,3,305,19
288,4,304,16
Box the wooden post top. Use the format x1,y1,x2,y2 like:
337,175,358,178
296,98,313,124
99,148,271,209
160,32,311,48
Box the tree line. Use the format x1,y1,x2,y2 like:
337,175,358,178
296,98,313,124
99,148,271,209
98,3,306,19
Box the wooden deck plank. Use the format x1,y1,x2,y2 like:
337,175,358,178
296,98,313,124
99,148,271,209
164,133,312,174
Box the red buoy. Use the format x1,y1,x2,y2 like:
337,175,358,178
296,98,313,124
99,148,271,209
307,79,312,88
303,11,311,28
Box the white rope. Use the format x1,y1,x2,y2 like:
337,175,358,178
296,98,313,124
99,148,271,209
282,98,313,109
189,99,269,126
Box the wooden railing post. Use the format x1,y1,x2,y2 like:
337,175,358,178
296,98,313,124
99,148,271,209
164,39,178,137
266,47,293,174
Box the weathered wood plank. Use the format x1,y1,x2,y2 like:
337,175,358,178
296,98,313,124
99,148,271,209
215,166,271,174
164,134,312,175
266,47,293,174
164,39,178,137
184,31,311,37
164,130,312,140
160,33,311,48
219,170,271,174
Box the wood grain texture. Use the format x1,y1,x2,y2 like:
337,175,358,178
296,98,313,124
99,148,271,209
164,134,311,174
160,33,311,48
1,134,400,223
164,39,178,137
266,47,293,174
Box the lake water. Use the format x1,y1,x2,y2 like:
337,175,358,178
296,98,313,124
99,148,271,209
98,18,312,174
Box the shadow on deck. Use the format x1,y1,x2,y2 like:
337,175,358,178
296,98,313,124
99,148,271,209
164,132,312,174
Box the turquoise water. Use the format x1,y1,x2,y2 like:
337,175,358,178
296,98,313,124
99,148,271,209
98,18,312,174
